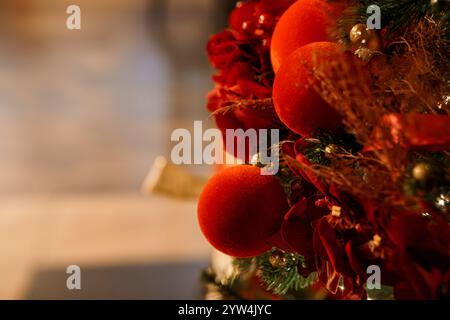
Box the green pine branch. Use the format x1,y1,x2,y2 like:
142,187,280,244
302,132,361,165
255,250,318,296
234,249,319,296
338,0,450,42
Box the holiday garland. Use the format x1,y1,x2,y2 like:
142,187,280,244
199,0,450,300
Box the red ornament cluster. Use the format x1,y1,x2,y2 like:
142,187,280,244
270,0,341,73
201,0,450,300
273,42,344,136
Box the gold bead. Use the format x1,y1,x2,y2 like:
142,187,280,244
412,163,431,182
372,234,382,247
331,206,342,217
324,144,339,157
269,251,286,268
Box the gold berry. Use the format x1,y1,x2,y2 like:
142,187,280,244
412,163,431,182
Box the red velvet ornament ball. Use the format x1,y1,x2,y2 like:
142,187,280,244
271,0,341,73
273,41,343,136
198,165,289,258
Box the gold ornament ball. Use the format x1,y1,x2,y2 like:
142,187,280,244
349,24,369,43
349,24,381,51
412,163,431,182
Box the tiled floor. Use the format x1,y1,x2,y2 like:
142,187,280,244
0,0,223,298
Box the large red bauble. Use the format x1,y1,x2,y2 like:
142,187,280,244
198,165,288,258
273,42,343,136
271,0,340,73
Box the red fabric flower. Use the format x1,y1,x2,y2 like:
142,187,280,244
280,197,328,257
206,0,295,160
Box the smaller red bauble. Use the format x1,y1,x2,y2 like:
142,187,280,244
271,0,340,73
198,165,289,258
273,41,343,136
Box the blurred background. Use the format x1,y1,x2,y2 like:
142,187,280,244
0,0,231,299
